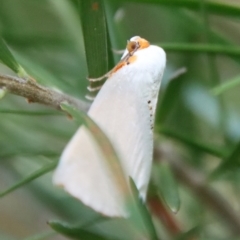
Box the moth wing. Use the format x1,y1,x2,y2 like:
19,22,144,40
53,70,157,217
88,71,155,199
53,38,166,217
53,124,127,217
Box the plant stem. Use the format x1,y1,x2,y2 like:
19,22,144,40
0,74,90,112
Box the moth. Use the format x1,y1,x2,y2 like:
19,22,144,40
53,36,166,217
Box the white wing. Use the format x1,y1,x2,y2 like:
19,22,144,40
53,44,166,217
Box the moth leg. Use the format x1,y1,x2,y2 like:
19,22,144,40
87,85,102,92
87,72,110,82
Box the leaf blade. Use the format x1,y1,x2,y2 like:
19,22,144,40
211,75,240,96
0,37,28,77
49,220,116,240
118,0,240,19
0,161,57,197
129,178,159,240
156,162,180,213
80,0,109,78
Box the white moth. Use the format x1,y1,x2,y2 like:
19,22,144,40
53,36,166,217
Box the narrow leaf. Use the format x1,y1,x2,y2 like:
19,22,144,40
0,38,28,77
0,89,7,99
211,75,240,96
156,162,180,213
210,140,240,179
118,0,240,19
160,43,240,57
79,0,112,99
159,127,227,158
129,178,159,240
49,221,116,240
156,71,184,125
24,231,56,240
0,161,57,197
80,0,109,78
0,151,59,160
0,109,61,116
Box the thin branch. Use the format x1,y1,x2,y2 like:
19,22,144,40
148,195,182,236
0,74,90,112
155,143,240,236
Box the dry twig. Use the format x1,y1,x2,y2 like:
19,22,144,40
0,74,90,111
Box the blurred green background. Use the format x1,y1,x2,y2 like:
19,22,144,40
1,0,240,239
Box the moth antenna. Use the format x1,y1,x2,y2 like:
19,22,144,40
169,67,187,81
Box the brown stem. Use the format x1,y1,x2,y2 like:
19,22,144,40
148,195,182,236
0,74,90,112
155,144,240,236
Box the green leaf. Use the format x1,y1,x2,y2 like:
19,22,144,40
129,178,159,240
0,109,61,116
0,161,57,197
79,0,110,78
118,0,240,19
49,221,116,240
24,231,56,240
159,127,227,158
79,0,113,99
13,52,76,93
156,71,184,125
160,43,240,57
211,75,240,96
156,162,180,213
0,151,59,160
0,37,28,77
0,89,7,99
210,141,240,179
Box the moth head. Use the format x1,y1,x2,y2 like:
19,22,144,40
126,36,150,54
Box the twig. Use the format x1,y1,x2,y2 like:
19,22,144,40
155,143,240,236
0,74,90,112
148,195,182,236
